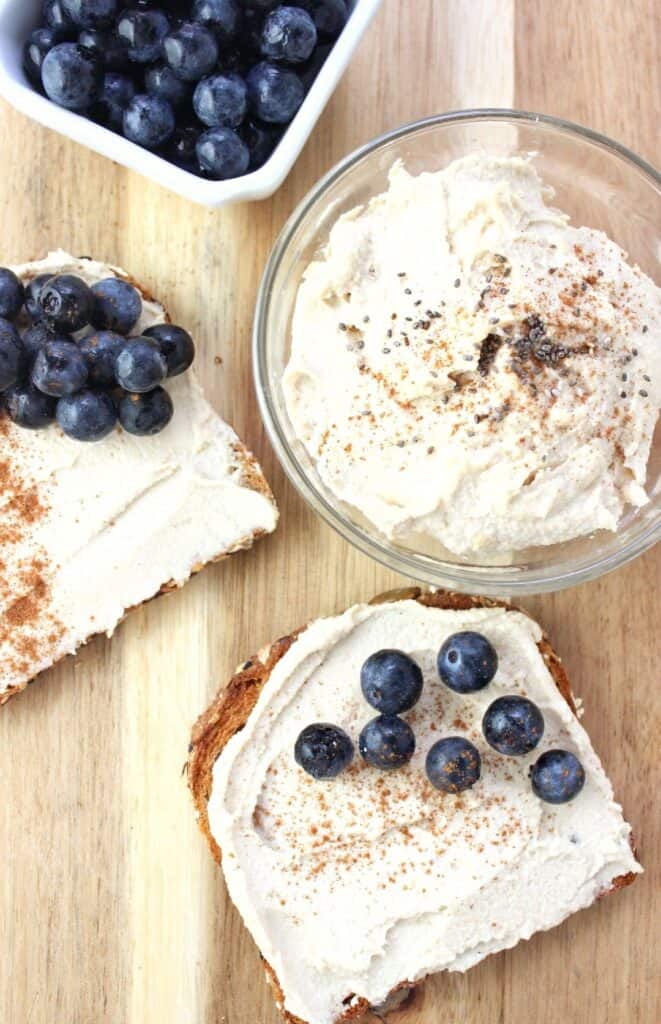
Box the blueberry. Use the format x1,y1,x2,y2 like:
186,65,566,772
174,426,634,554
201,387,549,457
116,9,170,64
239,8,266,59
437,631,498,693
78,28,129,70
25,275,52,322
196,126,249,179
193,72,247,127
3,383,57,429
41,42,102,110
191,0,239,43
93,72,136,129
114,337,167,392
123,94,175,148
39,274,93,332
239,118,281,168
359,715,415,770
529,749,586,804
42,0,77,34
298,40,332,90
0,268,24,321
61,0,117,29
143,323,194,376
79,330,124,385
23,28,68,86
294,722,353,779
90,277,142,334
32,340,88,397
298,0,347,40
482,696,544,756
166,123,201,169
425,736,481,793
118,386,174,435
261,6,317,64
56,388,117,441
0,319,24,391
162,22,219,82
246,61,304,124
145,63,192,108
23,323,69,363
360,649,423,715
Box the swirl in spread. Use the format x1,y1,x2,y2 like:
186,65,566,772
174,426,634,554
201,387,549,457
284,156,660,557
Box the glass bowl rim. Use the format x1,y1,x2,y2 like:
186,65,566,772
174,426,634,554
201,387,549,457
253,107,661,595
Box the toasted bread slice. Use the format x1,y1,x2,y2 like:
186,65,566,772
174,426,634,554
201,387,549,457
0,252,278,703
188,588,638,1024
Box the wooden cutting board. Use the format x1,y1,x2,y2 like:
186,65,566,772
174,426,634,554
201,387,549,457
0,2,659,1022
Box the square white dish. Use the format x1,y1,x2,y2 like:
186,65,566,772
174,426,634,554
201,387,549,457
0,0,381,206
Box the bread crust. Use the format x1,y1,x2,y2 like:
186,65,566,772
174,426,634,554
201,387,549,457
0,262,276,705
188,587,638,1024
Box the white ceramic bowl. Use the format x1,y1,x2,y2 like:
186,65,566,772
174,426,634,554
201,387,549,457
0,0,381,206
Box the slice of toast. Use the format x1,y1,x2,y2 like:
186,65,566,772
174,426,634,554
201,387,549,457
0,252,278,703
188,588,638,1024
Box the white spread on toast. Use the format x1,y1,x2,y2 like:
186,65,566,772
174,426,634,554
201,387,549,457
284,156,660,557
0,251,278,700
208,599,640,1024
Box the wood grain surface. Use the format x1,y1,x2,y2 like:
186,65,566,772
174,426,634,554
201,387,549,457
1,2,659,1023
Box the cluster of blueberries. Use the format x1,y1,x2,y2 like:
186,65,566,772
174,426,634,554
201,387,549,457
294,631,587,805
23,0,349,179
0,265,194,441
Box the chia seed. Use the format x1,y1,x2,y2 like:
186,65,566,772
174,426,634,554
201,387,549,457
454,278,461,288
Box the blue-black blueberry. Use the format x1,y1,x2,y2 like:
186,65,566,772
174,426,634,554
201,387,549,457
56,388,118,441
41,42,103,110
162,22,219,82
61,0,118,30
123,93,176,148
359,714,415,770
90,276,142,334
196,126,249,178
193,72,247,127
0,268,25,321
143,323,195,376
437,631,498,693
245,61,304,124
482,695,544,756
38,274,93,332
4,383,57,429
530,749,585,804
261,6,317,63
294,722,354,779
32,339,88,397
79,330,124,386
0,319,25,391
116,9,171,64
360,649,423,715
425,736,481,793
118,386,174,435
114,336,167,392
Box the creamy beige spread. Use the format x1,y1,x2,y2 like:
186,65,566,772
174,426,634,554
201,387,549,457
284,156,660,557
0,251,278,700
208,599,640,1024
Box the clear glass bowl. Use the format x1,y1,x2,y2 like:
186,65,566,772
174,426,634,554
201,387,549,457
254,110,660,595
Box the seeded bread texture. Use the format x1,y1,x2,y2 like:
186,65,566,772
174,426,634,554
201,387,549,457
188,587,637,1024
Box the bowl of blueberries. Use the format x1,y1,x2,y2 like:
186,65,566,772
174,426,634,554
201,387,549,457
0,0,380,205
